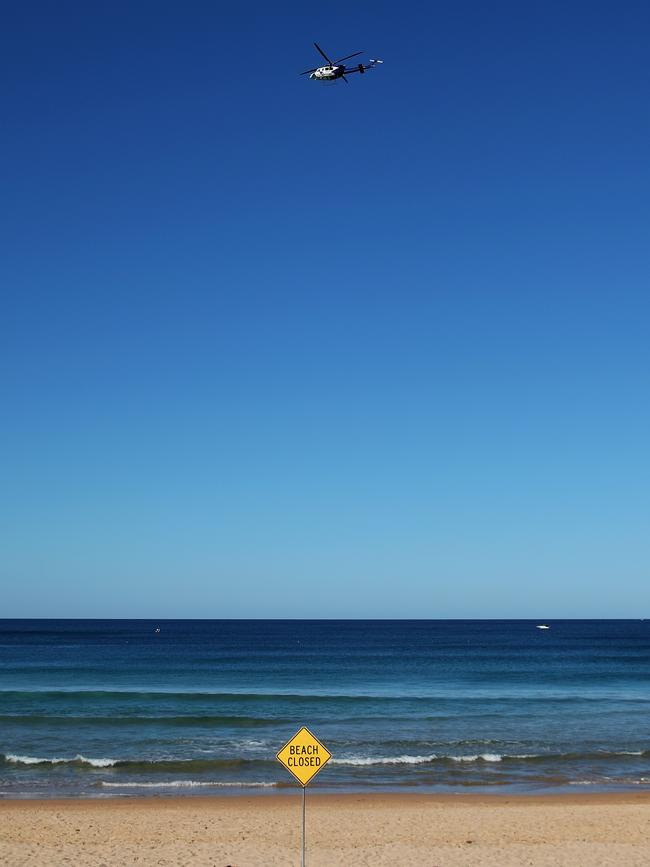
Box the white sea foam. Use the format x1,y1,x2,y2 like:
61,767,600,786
99,780,277,789
6,755,59,765
5,754,117,768
449,753,501,762
331,754,438,766
76,755,117,768
332,752,539,766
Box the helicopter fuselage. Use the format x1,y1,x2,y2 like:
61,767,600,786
310,65,345,80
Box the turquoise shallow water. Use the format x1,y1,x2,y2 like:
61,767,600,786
1,619,649,797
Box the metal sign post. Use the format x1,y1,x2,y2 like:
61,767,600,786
276,727,332,866
301,785,306,867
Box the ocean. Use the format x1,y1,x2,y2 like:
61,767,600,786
1,619,649,798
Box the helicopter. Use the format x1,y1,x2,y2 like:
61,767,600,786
300,42,383,83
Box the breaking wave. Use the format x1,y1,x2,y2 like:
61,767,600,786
331,749,649,767
331,752,509,766
4,754,117,768
98,780,277,789
0,754,272,772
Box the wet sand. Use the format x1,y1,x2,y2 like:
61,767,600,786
1,791,650,866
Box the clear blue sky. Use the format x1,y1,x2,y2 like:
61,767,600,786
2,1,648,617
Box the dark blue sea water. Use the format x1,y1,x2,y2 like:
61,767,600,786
1,620,649,798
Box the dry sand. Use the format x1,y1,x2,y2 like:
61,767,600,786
1,792,650,866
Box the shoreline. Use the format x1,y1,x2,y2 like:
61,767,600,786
3,789,650,806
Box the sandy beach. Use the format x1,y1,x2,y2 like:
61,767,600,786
2,792,650,866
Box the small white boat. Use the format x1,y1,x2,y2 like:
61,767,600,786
536,624,550,630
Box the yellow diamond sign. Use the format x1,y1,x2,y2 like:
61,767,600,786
276,727,332,787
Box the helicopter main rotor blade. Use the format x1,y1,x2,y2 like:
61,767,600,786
341,74,349,82
313,42,334,65
334,51,364,64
